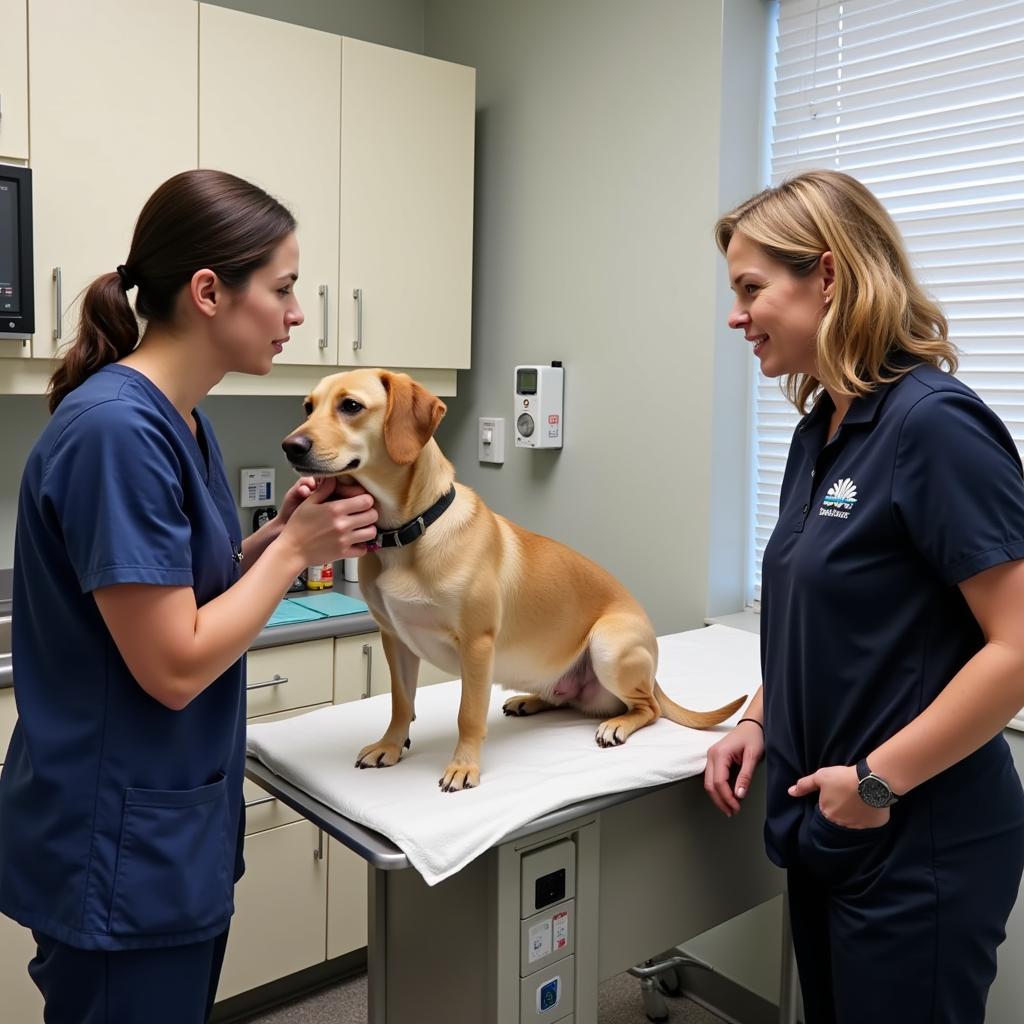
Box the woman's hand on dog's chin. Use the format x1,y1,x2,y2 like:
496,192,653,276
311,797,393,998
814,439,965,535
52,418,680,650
276,475,321,524
278,480,379,568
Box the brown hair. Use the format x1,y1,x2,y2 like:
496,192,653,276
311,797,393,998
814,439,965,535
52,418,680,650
715,170,956,413
48,169,296,412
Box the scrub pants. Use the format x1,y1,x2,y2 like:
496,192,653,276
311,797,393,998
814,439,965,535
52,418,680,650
786,748,1024,1024
27,928,229,1024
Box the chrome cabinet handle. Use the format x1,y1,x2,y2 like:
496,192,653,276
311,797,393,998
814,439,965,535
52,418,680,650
314,827,324,861
52,267,62,342
352,287,362,351
318,284,329,350
361,642,372,699
246,673,289,691
245,795,275,809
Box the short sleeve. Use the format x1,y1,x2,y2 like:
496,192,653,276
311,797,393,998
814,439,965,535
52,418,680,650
891,390,1024,585
41,402,194,593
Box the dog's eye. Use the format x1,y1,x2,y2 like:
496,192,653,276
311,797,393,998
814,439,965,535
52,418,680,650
340,398,364,415
303,401,313,415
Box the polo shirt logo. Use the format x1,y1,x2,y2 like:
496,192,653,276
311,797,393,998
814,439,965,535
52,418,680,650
819,477,858,519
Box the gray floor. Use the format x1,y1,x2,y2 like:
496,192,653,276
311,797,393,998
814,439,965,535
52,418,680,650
242,969,725,1023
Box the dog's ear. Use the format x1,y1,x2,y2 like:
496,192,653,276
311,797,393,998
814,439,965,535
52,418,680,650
381,372,447,465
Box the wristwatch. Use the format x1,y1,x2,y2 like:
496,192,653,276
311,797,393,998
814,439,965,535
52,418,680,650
856,759,899,808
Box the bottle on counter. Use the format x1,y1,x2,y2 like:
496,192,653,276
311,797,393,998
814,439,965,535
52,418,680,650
306,562,334,590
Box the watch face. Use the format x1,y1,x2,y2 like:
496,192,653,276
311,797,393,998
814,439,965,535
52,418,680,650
858,775,892,808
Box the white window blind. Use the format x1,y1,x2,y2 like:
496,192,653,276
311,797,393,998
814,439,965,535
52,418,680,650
753,0,1024,606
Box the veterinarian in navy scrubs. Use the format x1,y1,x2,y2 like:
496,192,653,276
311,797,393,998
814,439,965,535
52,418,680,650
704,170,1024,1024
0,170,379,1024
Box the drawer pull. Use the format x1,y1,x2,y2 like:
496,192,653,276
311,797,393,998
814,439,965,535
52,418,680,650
247,673,289,691
361,643,372,699
245,795,275,809
314,827,324,861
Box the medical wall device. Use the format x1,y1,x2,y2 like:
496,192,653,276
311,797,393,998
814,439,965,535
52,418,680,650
240,467,276,508
0,164,34,341
514,362,563,449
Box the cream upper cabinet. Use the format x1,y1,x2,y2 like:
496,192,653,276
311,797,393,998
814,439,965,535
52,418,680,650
0,0,29,160
28,0,198,357
340,38,476,371
199,4,341,369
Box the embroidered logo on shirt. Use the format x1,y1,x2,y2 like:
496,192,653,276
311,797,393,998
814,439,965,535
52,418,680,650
819,477,858,519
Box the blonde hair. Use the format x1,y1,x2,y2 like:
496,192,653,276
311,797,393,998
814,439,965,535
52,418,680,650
715,170,956,413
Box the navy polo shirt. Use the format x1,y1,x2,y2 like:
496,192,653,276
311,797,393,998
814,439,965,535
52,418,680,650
0,364,246,950
761,357,1024,868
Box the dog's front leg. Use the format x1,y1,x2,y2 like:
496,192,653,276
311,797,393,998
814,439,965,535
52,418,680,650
354,630,420,770
439,633,494,792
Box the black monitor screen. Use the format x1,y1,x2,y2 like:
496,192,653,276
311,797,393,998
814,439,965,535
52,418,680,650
0,180,19,316
517,367,538,395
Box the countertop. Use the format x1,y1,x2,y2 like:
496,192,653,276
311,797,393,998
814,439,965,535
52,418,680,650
0,574,376,691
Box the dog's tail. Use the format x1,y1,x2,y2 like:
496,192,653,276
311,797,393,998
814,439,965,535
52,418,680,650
653,683,747,730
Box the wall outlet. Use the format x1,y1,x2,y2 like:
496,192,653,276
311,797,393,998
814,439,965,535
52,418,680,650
240,467,276,507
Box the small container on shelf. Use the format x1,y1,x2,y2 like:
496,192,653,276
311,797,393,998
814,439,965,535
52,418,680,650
306,563,334,590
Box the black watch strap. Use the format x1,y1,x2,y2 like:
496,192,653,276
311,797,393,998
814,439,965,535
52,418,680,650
856,758,871,782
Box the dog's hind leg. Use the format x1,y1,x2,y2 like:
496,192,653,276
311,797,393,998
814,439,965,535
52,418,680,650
355,630,420,769
587,617,661,748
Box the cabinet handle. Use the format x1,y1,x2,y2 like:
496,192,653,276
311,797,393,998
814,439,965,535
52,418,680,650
52,267,62,343
318,284,329,350
362,638,374,696
352,287,363,351
246,673,289,691
314,827,324,861
245,795,275,809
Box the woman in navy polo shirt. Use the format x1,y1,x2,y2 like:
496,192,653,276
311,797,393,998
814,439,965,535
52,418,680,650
704,170,1024,1023
0,170,379,1023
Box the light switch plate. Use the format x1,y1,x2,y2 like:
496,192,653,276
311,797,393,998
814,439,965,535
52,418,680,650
479,417,505,464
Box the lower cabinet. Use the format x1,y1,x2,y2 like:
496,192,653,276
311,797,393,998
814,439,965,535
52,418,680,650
217,819,328,1001
0,867,43,1023
327,838,368,959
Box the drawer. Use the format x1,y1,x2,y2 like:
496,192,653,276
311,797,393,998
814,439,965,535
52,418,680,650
246,638,333,717
243,704,329,836
0,688,17,766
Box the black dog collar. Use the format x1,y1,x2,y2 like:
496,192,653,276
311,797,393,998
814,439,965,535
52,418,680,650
373,486,457,549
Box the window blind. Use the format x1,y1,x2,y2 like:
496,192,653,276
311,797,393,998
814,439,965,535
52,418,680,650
753,0,1024,610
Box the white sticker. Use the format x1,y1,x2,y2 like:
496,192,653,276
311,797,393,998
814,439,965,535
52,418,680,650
528,919,552,963
553,910,569,950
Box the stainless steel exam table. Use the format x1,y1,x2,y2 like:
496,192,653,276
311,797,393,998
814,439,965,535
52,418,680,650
245,756,799,1024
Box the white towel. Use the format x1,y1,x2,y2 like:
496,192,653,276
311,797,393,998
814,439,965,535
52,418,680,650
246,624,759,885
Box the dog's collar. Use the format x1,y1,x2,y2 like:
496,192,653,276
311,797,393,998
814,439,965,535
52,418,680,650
373,486,457,550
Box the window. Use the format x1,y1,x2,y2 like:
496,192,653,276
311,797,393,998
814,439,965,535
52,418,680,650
751,0,1024,606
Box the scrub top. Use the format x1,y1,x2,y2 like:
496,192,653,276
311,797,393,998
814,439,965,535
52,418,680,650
761,355,1024,868
0,364,246,951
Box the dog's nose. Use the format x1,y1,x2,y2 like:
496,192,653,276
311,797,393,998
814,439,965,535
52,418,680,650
282,435,313,460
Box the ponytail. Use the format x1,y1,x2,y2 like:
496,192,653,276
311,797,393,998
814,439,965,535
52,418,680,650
46,168,296,414
47,271,140,413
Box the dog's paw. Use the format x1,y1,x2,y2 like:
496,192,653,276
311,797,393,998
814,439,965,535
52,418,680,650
438,760,480,792
503,695,548,717
354,739,406,769
595,719,629,748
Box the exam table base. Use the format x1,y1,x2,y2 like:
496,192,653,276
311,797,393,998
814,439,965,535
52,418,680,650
366,777,795,1024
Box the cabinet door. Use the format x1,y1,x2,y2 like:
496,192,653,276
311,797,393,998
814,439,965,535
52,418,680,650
0,913,42,1024
340,38,475,370
0,0,29,160
29,0,197,357
333,631,382,703
326,836,367,960
0,687,16,762
216,820,327,1001
199,4,341,368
